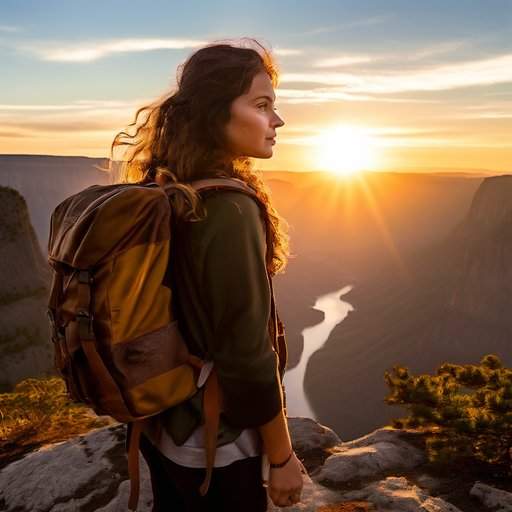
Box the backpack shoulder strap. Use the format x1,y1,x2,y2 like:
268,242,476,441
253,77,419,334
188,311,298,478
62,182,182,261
188,176,257,197
187,177,287,379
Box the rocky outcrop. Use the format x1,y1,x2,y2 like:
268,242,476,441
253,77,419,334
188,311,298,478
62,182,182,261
0,418,503,512
313,428,426,483
339,477,464,512
470,481,512,511
0,186,54,391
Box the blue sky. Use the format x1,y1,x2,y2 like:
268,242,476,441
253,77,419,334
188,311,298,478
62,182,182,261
1,0,511,173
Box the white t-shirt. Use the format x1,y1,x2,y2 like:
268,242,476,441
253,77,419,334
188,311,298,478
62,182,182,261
142,422,271,485
144,420,263,468
142,362,270,478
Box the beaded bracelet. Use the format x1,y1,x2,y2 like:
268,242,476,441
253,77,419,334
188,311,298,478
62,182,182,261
269,450,293,468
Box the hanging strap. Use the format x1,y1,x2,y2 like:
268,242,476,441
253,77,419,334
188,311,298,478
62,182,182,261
186,353,221,496
199,365,221,496
73,269,145,511
126,421,143,511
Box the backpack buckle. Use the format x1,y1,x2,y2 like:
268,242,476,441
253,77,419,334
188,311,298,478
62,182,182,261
47,308,65,344
47,308,56,331
78,270,93,284
76,310,95,339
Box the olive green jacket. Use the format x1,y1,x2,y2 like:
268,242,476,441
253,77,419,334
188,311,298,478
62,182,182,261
158,189,288,447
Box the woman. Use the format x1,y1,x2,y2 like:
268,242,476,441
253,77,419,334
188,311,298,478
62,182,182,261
108,38,304,511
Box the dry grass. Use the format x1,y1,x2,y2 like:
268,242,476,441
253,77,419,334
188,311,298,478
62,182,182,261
0,376,115,468
316,501,375,511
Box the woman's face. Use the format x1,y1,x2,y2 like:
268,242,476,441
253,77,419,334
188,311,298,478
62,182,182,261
223,70,285,160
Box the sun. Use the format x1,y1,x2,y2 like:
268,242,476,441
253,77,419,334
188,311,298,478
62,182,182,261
314,125,379,177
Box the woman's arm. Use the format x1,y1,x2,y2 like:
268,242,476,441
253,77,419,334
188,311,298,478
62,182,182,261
257,408,293,464
196,190,303,508
196,191,285,428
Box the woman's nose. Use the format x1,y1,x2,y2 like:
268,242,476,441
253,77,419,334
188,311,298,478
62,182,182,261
273,112,285,127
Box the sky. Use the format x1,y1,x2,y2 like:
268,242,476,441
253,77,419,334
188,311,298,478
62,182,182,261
1,0,511,174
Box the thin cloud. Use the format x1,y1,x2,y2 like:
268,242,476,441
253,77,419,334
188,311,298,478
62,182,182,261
311,39,471,70
1,119,121,133
0,99,149,135
281,53,512,93
450,101,512,119
277,87,374,103
0,130,30,138
454,111,512,119
22,38,208,62
299,15,392,36
274,48,303,56
411,39,470,60
377,137,509,148
20,37,301,62
277,87,441,104
313,55,375,68
0,99,147,111
274,123,509,149
0,25,21,33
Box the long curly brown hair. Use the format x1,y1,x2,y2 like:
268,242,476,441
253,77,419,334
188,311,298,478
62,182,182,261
102,37,290,276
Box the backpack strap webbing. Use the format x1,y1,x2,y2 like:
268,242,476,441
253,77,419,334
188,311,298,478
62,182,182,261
74,269,144,511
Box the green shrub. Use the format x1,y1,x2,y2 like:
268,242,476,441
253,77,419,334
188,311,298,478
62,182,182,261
0,376,113,464
384,354,512,473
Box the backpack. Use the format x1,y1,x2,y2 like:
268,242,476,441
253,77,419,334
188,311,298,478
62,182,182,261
46,176,286,511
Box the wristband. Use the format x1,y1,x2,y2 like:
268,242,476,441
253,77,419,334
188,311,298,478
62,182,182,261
269,450,293,468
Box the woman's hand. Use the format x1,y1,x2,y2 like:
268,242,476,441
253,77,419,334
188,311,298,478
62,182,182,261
267,451,305,507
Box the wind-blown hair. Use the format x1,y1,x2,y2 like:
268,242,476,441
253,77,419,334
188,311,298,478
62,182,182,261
102,37,290,276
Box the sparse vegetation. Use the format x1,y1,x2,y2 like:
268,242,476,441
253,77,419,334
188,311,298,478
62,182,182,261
0,376,114,468
384,354,512,476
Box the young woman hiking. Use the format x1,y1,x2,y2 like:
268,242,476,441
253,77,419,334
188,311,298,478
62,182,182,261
109,38,305,511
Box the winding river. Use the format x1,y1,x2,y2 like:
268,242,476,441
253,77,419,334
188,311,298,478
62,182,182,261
283,285,355,420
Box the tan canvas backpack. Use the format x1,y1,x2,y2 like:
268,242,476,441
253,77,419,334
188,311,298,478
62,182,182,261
46,176,286,511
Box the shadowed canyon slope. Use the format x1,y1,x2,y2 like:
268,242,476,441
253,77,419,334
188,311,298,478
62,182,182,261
307,174,512,440
264,170,483,367
0,186,54,391
0,157,486,382
0,158,484,370
0,155,110,251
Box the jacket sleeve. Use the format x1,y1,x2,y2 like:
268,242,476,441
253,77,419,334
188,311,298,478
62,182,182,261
194,191,284,429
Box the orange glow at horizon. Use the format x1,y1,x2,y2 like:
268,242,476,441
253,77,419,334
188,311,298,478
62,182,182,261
312,125,381,177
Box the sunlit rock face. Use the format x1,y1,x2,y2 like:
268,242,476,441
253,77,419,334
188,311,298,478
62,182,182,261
0,419,501,512
0,186,53,391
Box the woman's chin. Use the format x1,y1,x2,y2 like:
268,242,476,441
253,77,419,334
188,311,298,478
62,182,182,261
244,147,274,159
259,147,274,158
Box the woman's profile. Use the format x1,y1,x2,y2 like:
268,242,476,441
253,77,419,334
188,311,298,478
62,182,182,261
108,37,305,511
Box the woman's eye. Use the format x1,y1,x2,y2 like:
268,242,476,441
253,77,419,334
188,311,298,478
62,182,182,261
258,103,278,112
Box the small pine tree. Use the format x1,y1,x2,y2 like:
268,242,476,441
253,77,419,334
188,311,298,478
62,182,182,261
384,354,512,473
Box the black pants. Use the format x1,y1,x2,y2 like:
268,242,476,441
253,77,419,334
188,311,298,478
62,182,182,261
139,432,268,511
